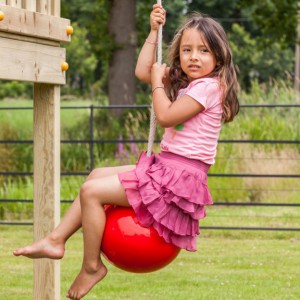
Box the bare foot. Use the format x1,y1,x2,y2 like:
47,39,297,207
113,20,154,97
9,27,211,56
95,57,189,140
66,263,107,300
13,235,65,259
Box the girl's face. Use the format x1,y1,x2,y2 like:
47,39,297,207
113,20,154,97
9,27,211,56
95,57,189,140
179,28,217,81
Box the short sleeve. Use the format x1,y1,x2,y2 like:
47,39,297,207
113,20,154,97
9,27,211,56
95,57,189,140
185,79,220,110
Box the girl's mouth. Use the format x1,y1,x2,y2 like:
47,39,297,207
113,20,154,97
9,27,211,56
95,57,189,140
188,65,200,71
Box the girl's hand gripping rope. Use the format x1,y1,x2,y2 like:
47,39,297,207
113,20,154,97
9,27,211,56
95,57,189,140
151,63,167,89
150,4,166,31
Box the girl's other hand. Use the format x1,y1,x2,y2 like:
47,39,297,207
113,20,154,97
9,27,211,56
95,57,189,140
151,63,167,87
150,4,166,31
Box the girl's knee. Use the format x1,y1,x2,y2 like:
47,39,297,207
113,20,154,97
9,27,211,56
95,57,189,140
87,168,103,180
79,181,94,203
80,180,106,206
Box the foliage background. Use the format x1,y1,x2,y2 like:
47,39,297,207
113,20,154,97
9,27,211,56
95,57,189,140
0,0,299,222
0,0,297,99
0,3,299,298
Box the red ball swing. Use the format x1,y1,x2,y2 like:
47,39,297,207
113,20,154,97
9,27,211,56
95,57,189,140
101,2,180,272
101,206,180,273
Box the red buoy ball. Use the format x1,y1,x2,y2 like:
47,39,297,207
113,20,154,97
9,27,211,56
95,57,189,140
101,205,180,273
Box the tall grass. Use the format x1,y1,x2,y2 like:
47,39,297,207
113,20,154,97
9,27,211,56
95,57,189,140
0,81,299,221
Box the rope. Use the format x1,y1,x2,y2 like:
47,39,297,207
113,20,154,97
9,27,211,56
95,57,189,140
147,0,163,157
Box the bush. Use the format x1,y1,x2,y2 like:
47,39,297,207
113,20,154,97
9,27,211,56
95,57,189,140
229,24,294,90
0,81,32,99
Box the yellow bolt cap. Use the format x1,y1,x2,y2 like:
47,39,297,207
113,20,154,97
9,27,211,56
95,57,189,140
61,62,69,71
66,26,74,35
0,11,5,21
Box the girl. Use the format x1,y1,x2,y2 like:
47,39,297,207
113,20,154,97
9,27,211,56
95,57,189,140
13,4,239,300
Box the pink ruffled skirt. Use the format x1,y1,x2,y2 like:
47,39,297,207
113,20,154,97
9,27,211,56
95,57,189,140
118,151,213,251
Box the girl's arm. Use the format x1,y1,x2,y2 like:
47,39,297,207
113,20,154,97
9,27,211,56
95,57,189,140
135,4,167,84
151,63,204,128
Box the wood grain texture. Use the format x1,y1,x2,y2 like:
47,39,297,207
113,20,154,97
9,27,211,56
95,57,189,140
0,36,66,84
24,0,36,11
33,83,61,300
1,2,64,299
0,4,70,42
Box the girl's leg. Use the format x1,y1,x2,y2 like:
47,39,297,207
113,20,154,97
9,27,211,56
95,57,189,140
66,173,130,300
13,165,135,259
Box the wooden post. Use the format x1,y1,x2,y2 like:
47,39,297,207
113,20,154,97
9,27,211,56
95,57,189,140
52,0,60,17
6,0,22,7
25,0,37,11
0,1,67,298
33,83,60,300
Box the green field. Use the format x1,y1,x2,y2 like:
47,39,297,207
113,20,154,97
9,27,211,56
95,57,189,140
0,85,300,299
1,93,300,233
1,226,300,300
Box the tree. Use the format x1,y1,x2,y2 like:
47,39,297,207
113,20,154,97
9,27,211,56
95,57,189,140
62,0,112,95
229,24,294,89
60,0,298,97
137,1,187,44
240,0,298,47
187,0,297,88
64,23,97,93
108,0,137,112
228,24,259,89
186,0,242,32
187,0,298,47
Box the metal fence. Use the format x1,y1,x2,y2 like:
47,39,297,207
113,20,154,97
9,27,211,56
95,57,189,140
0,104,300,230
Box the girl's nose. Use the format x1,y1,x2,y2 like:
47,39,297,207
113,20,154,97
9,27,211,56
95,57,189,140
190,51,199,61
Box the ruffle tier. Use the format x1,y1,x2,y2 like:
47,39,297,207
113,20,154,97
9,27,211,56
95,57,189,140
118,151,213,251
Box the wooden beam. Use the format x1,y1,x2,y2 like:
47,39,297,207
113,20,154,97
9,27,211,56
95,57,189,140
7,0,22,7
24,0,36,11
37,0,50,14
53,0,60,17
0,31,60,46
0,36,66,84
33,83,60,300
0,4,71,42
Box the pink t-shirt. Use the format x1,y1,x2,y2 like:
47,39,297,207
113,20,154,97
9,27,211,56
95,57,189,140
160,77,223,165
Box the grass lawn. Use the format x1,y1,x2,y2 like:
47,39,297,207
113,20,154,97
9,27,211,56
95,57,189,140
1,95,299,299
0,99,95,139
1,226,299,300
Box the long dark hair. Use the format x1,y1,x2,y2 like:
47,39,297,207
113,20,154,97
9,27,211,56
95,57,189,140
168,13,239,123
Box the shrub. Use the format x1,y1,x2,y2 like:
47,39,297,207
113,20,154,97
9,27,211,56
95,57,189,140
0,81,32,99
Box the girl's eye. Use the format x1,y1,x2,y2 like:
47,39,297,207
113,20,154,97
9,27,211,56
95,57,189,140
183,48,190,52
201,48,209,53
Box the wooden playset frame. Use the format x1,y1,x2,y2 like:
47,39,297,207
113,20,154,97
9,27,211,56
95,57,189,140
0,1,72,299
